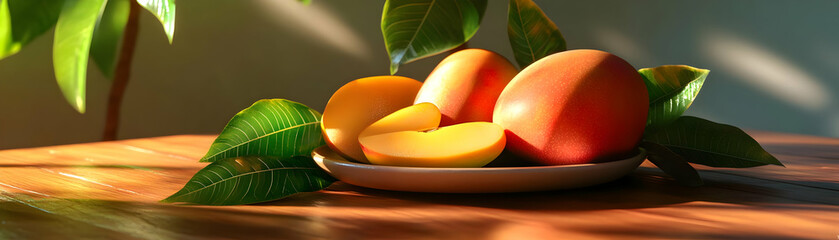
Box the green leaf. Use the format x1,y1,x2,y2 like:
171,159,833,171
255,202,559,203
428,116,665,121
0,0,10,56
53,0,107,113
201,99,324,162
136,0,175,44
641,141,703,186
506,0,566,69
0,0,64,60
298,0,311,5
381,0,487,74
90,0,129,79
639,65,709,132
162,156,335,205
644,116,784,168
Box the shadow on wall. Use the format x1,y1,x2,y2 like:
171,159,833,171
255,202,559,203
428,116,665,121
256,0,372,62
701,29,829,113
0,0,837,150
545,0,838,137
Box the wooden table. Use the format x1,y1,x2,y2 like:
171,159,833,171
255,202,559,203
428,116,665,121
0,132,837,239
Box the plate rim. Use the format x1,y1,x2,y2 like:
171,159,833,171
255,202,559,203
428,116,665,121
312,145,647,173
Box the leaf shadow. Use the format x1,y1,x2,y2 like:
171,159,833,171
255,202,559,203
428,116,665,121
0,197,502,239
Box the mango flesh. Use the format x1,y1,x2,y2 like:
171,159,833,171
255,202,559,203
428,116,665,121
493,49,648,165
414,49,518,126
359,102,440,138
321,76,422,163
359,104,506,168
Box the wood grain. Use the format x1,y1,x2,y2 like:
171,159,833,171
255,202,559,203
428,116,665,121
0,132,837,239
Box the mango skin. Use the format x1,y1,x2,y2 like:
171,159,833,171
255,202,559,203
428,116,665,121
415,49,518,126
321,76,423,163
493,49,648,165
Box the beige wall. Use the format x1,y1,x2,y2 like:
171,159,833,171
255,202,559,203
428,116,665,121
1,0,837,149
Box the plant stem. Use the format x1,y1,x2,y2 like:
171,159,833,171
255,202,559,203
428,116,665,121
103,0,141,141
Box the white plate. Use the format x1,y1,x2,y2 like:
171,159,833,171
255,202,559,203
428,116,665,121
311,146,646,193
